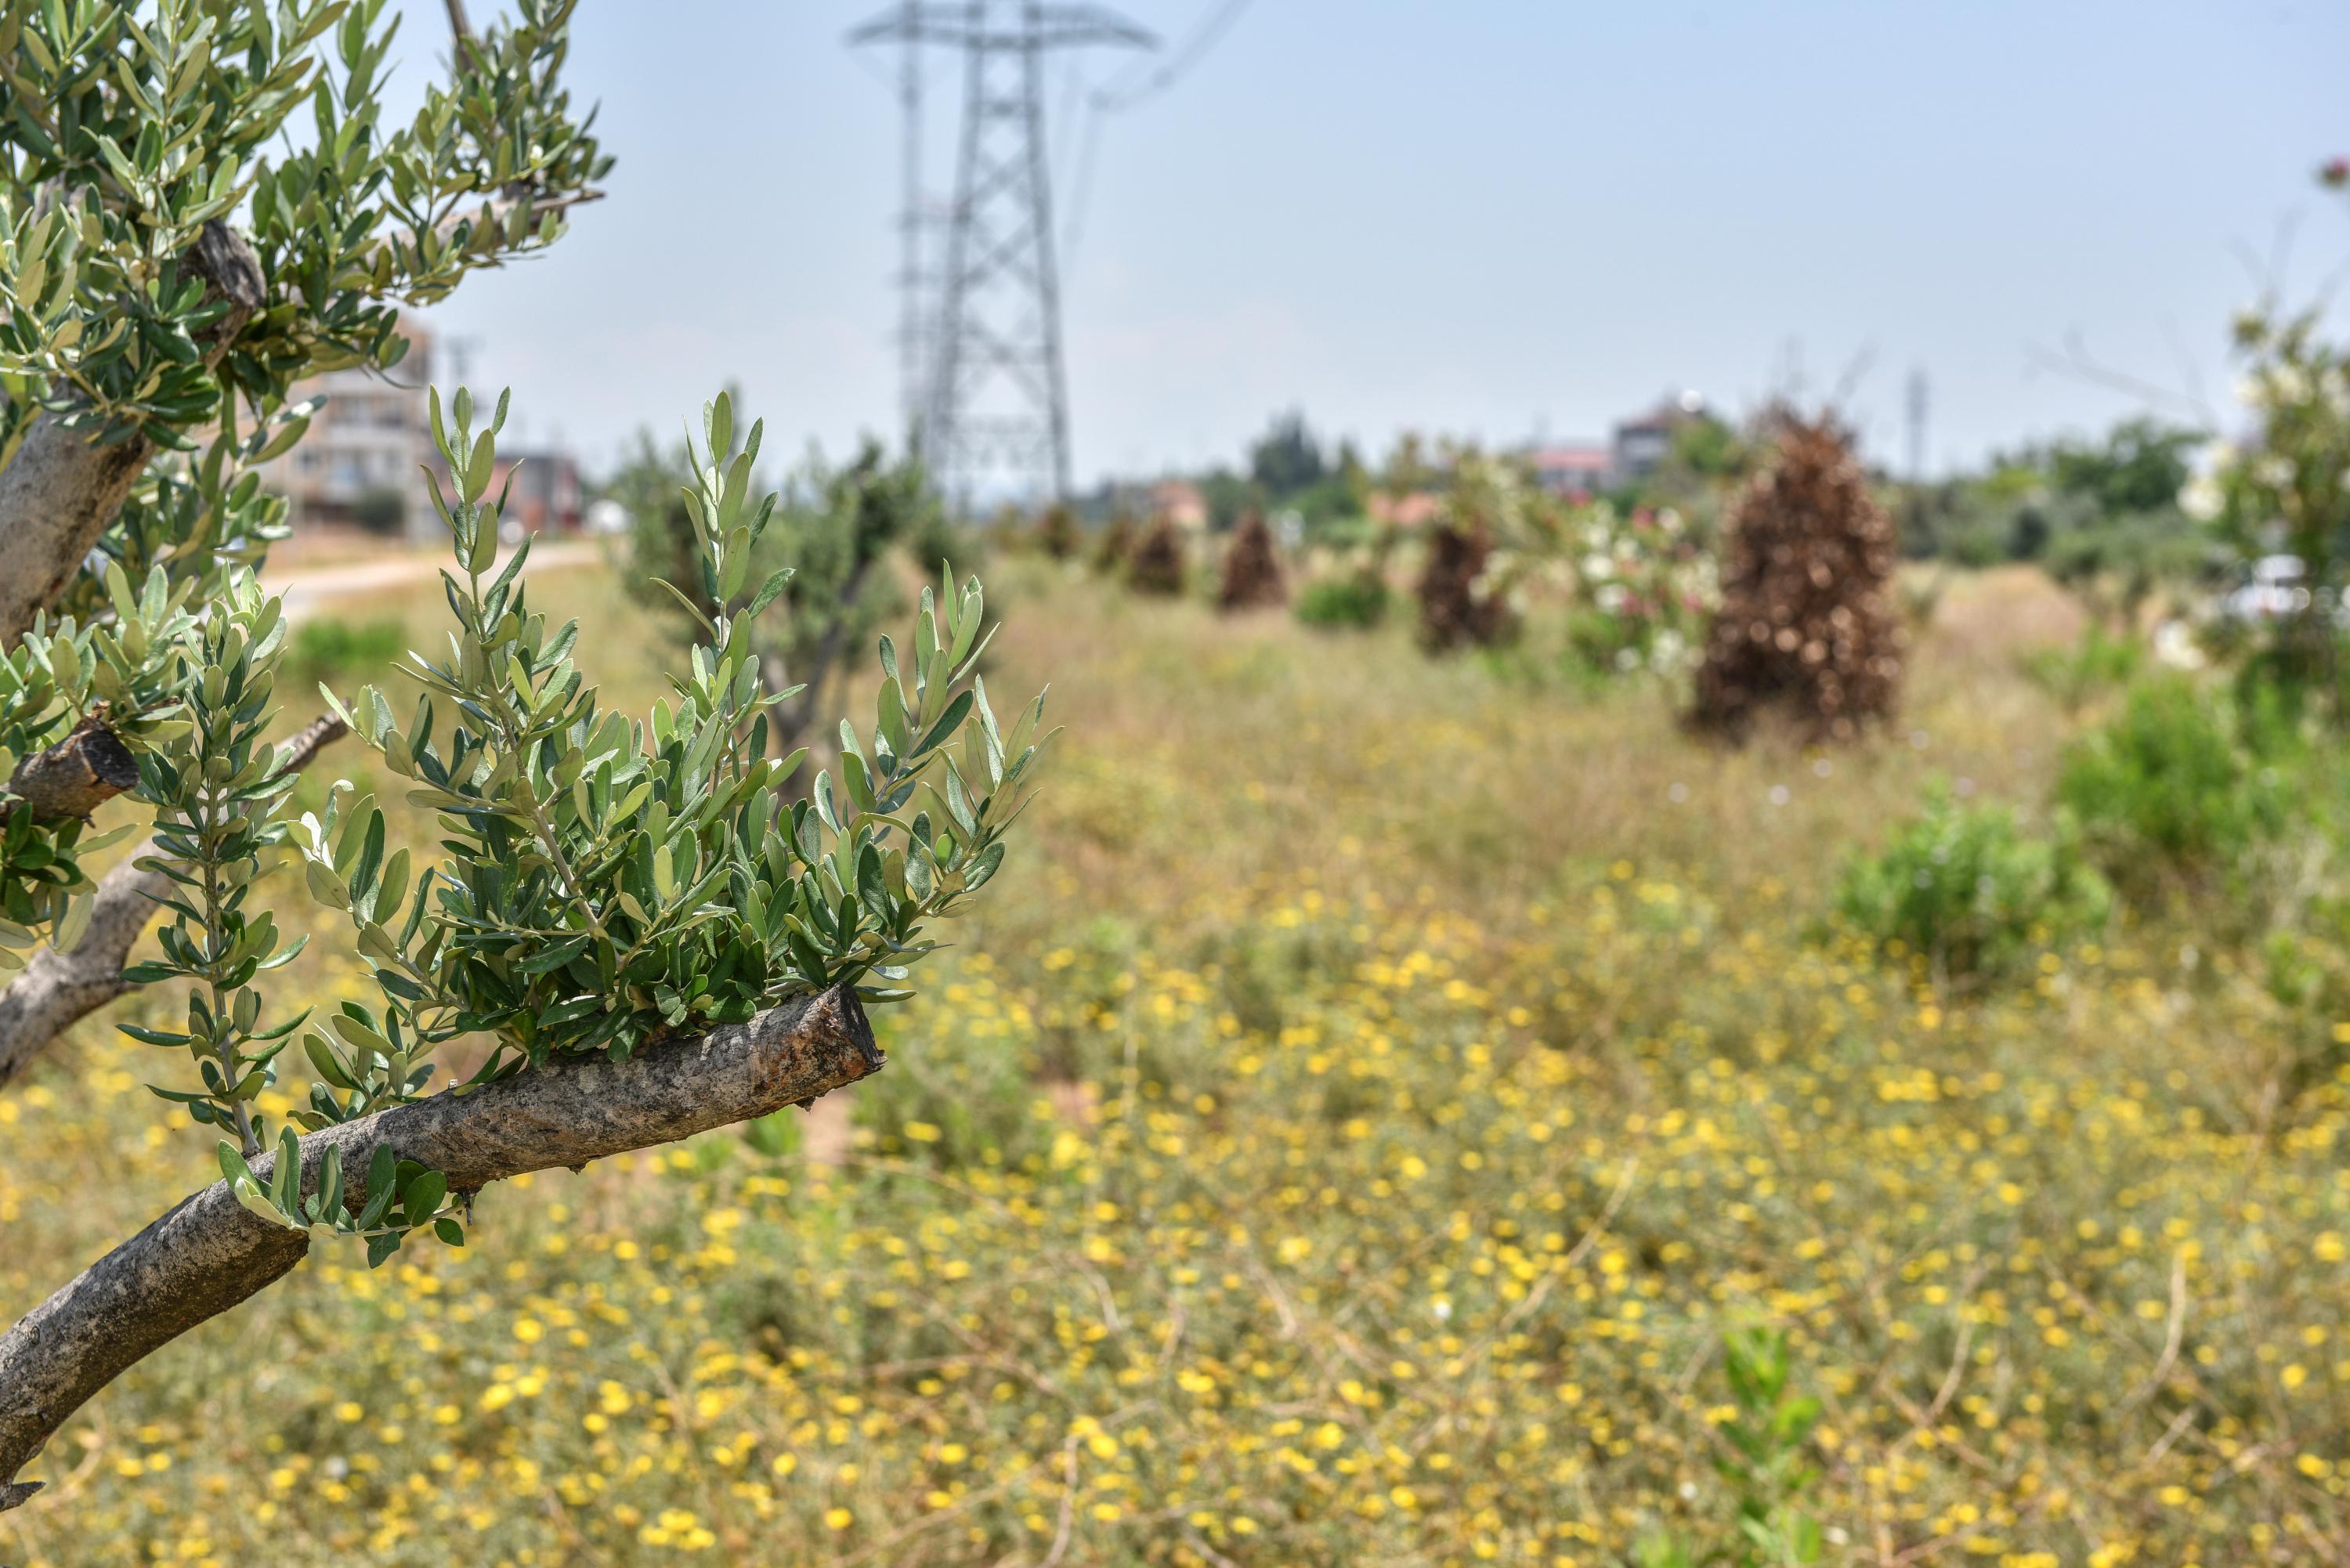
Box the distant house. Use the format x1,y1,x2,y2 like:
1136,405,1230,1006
1526,443,1614,497
481,450,585,539
1367,490,1444,530
254,315,586,544
1611,392,1708,482
256,316,439,542
1152,479,1209,532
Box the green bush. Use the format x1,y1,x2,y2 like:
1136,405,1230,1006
2258,902,2350,1099
851,995,1050,1172
1944,516,2012,569
283,618,406,692
2230,629,2350,728
2055,677,2290,895
1294,573,1390,629
1636,1328,1825,1568
2022,624,2142,710
350,485,407,535
1834,791,2111,979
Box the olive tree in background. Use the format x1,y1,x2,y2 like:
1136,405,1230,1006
613,426,949,763
2190,159,2350,714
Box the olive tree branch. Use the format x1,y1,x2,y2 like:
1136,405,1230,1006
0,984,884,1512
0,716,346,1093
0,717,142,826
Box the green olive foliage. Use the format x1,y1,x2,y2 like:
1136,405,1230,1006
197,388,1048,1260
616,426,945,758
0,565,206,951
0,0,606,966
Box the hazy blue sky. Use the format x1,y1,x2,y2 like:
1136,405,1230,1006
418,1,2348,483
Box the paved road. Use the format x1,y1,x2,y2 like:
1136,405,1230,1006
260,537,608,620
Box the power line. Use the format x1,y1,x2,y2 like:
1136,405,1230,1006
1050,52,1087,190
845,43,898,93
1096,0,1253,112
1059,99,1111,274
1061,0,1256,280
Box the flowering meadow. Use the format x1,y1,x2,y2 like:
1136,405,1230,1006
3,562,2347,1566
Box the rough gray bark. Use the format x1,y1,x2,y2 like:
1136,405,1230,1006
0,716,346,1094
190,219,267,334
0,420,154,645
0,219,265,645
0,984,882,1511
0,854,167,1096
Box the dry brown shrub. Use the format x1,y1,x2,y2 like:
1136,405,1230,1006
1217,512,1287,612
1690,412,1904,742
1092,512,1138,576
1035,503,1080,561
1127,515,1188,597
1415,521,1512,651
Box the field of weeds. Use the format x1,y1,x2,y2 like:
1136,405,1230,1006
3,558,2346,1566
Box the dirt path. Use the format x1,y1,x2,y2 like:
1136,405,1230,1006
260,537,607,620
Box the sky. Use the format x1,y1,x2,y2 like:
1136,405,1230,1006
415,1,2350,486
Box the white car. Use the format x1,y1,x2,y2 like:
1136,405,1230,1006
2219,555,2315,623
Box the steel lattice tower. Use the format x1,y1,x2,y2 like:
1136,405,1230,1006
851,3,1153,505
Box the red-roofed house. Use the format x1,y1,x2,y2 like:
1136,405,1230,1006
1526,444,1614,497
1152,479,1209,532
1367,490,1445,530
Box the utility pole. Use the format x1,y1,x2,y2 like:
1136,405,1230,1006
850,3,1154,508
440,333,482,390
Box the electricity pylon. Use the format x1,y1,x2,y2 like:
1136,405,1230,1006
850,3,1154,505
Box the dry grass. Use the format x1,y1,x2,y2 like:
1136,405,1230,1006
997,558,2073,934
2,559,2345,1567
